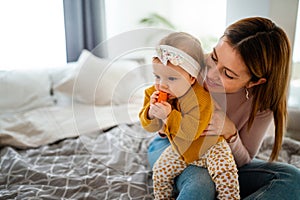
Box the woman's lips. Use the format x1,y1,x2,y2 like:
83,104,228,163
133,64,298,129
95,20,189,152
205,77,222,88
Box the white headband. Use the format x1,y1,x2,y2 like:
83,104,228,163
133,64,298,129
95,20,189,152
155,45,201,78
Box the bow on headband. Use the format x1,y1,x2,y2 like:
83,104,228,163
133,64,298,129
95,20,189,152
155,45,201,78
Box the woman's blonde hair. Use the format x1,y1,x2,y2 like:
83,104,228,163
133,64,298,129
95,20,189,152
224,17,291,161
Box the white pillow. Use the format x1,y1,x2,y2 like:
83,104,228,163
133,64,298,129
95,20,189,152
0,69,54,114
48,62,78,106
54,49,146,105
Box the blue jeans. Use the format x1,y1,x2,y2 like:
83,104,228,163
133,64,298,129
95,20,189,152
148,136,300,200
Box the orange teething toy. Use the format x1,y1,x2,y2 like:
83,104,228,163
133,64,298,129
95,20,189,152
157,91,168,102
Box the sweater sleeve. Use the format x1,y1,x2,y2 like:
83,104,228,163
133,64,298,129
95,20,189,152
164,84,213,141
229,110,273,167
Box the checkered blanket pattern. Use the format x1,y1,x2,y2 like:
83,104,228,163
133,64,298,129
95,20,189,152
1,124,299,199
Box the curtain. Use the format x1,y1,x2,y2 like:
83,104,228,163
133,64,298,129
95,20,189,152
63,0,107,62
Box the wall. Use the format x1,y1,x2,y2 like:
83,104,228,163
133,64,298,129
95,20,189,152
104,0,227,54
226,0,299,53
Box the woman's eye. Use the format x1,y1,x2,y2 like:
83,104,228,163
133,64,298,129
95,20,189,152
211,54,217,63
224,69,234,79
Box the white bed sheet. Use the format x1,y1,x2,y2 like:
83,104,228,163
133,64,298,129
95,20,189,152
0,103,141,148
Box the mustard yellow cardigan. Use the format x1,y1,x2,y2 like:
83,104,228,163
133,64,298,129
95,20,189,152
139,83,224,163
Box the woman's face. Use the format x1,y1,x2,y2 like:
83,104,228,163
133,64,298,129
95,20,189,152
204,37,252,93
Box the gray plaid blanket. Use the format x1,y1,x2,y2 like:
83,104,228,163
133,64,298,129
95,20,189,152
1,123,299,199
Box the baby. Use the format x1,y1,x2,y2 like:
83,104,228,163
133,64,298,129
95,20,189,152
139,32,240,199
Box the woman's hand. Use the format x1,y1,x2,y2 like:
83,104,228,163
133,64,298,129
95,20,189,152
201,102,237,140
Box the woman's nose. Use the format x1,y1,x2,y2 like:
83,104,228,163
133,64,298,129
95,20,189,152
208,64,220,80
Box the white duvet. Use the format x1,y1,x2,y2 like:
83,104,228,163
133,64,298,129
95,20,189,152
0,103,141,148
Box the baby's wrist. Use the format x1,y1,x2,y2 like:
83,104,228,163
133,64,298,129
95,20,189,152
147,113,154,120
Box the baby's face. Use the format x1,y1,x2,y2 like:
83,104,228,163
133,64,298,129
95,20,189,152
152,59,195,99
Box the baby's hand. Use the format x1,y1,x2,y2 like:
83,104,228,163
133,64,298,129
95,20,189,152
150,91,160,104
150,101,171,120
149,90,170,120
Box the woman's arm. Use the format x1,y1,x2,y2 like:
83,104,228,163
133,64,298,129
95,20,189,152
230,110,273,166
206,108,273,167
203,90,274,167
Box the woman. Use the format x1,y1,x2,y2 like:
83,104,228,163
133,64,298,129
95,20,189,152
147,16,300,199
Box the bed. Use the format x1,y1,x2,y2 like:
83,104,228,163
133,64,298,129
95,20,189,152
1,50,299,199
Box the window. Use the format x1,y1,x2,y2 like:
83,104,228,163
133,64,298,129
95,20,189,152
105,0,227,53
289,2,300,108
0,0,66,70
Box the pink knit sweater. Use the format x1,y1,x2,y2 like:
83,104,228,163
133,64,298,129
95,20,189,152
213,88,273,167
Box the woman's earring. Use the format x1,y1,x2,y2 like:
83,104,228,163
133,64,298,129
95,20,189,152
245,88,249,100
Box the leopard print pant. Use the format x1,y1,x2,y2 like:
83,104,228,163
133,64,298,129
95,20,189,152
152,141,240,199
